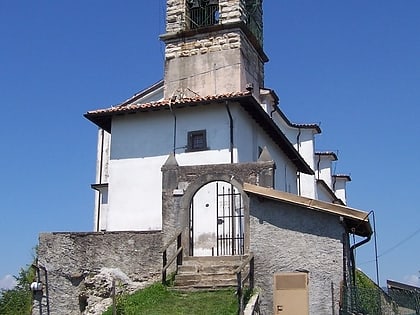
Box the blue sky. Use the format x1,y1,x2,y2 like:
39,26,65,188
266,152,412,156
1,1,419,289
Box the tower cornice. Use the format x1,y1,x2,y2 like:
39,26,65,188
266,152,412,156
160,21,268,63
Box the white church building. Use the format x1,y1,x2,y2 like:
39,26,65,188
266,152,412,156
34,1,374,314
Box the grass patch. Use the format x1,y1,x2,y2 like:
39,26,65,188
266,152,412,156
103,283,239,315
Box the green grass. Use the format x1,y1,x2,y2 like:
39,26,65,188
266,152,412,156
103,283,239,315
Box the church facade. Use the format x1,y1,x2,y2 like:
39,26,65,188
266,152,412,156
34,1,373,314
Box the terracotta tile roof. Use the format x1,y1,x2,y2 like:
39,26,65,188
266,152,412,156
291,123,321,133
333,174,352,181
86,91,251,116
315,151,338,161
84,90,315,175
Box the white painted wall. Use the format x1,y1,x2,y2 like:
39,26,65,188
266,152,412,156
296,130,317,199
333,178,348,205
232,105,298,193
100,101,302,231
106,105,234,231
316,155,334,189
258,93,318,197
316,181,335,204
93,130,110,231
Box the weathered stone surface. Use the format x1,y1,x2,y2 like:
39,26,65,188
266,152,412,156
161,159,275,252
165,0,251,34
33,231,162,315
249,197,345,315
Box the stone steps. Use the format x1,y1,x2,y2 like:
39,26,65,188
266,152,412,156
173,255,248,290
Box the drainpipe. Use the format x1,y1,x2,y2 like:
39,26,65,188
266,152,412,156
296,128,302,195
169,101,177,155
270,107,276,118
349,210,374,287
96,129,105,232
316,154,321,180
225,101,234,163
350,234,371,286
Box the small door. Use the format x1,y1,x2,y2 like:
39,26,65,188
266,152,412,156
273,273,309,315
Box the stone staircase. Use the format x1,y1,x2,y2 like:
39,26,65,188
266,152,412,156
173,255,248,290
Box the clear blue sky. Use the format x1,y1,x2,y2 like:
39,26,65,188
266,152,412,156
1,1,419,289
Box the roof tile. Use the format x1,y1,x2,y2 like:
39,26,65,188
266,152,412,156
86,91,251,116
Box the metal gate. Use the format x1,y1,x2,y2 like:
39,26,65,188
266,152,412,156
189,181,244,256
216,182,244,256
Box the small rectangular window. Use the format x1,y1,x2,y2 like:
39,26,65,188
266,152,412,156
186,130,208,152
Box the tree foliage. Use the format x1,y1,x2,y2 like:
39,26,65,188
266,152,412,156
0,266,35,315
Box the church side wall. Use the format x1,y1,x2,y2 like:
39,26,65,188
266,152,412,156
249,197,345,315
33,231,162,315
232,105,298,193
108,106,232,231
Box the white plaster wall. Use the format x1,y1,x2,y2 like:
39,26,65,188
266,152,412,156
316,183,335,204
107,106,233,231
232,105,298,193
107,156,166,231
333,179,347,205
316,157,333,189
93,130,111,231
297,130,317,198
260,109,317,197
105,102,301,231
175,105,233,165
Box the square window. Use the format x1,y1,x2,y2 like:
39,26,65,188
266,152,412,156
186,130,208,152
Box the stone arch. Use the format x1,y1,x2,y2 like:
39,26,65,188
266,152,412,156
181,173,248,212
161,157,275,253
182,175,249,256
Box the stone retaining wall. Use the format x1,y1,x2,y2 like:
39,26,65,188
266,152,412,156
33,231,162,315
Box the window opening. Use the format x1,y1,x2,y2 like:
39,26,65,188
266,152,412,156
186,130,208,152
187,0,219,29
245,0,263,45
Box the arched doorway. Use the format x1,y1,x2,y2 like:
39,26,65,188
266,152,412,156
189,181,244,256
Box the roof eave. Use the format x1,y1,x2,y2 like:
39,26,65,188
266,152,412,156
84,93,314,175
243,183,373,237
235,95,314,175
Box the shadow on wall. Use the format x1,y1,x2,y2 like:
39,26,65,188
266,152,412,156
249,197,343,240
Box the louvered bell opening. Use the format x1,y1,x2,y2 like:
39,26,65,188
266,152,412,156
187,0,219,29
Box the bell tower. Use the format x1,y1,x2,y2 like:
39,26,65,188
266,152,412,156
160,0,268,99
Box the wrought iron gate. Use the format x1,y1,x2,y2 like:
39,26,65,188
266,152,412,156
189,181,244,256
216,182,244,256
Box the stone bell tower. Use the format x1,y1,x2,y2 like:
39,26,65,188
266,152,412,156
160,0,268,99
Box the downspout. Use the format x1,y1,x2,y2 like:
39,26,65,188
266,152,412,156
316,154,321,180
350,234,371,285
96,129,105,232
169,101,177,155
296,128,302,195
225,101,235,254
225,101,234,163
270,107,276,118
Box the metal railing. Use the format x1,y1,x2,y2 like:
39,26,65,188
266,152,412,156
340,285,401,315
235,253,255,315
162,231,183,285
188,4,219,29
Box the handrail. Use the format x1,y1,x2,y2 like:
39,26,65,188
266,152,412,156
162,231,183,285
162,247,183,272
162,230,182,253
235,253,255,315
234,253,254,274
